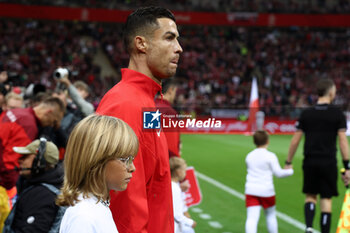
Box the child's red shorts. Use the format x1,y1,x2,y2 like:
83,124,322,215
245,194,275,209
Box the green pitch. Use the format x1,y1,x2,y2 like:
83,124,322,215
181,134,349,233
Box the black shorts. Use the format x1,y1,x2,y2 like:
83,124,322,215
302,162,338,198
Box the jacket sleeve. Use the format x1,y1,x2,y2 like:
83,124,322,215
269,153,294,178
68,84,94,116
97,101,152,233
164,131,180,157
0,122,32,189
12,186,58,233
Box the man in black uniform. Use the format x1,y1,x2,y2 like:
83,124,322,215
285,79,350,233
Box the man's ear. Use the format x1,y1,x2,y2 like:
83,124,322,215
135,36,147,53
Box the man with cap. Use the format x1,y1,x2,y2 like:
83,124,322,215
3,139,64,233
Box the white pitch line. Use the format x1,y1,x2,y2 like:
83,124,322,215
195,171,320,233
191,207,203,213
208,221,223,229
199,213,212,220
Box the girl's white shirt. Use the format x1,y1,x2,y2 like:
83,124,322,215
60,194,118,233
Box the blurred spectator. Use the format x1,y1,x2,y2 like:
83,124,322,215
51,89,81,136
50,74,94,156
3,139,64,233
51,88,83,158
56,75,94,117
155,78,181,157
0,97,64,190
2,92,23,112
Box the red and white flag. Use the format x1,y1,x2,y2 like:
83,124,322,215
184,167,202,207
248,77,259,133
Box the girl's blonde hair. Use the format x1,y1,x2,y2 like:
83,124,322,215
56,114,139,206
169,157,186,178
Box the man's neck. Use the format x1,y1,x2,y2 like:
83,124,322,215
128,57,161,85
162,94,172,103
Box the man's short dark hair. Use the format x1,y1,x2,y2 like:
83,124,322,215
253,130,269,147
42,97,65,113
316,79,335,97
123,6,175,54
162,78,178,94
30,92,51,107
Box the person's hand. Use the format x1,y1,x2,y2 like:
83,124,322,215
192,221,197,228
57,75,71,87
184,211,191,218
341,170,350,187
180,179,190,192
284,164,292,169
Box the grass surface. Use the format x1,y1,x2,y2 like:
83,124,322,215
181,134,349,233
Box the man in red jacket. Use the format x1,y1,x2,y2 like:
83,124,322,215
97,6,182,233
155,79,181,158
0,97,64,190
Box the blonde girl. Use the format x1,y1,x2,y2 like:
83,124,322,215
57,114,139,233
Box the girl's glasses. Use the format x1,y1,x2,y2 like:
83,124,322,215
117,156,134,166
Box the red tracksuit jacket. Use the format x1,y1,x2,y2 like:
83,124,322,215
97,68,174,233
0,108,38,189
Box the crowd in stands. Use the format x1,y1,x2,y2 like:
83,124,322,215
1,19,350,118
0,20,106,107
176,26,350,116
1,0,350,14
73,22,350,117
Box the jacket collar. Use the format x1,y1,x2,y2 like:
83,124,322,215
29,107,40,125
121,68,161,98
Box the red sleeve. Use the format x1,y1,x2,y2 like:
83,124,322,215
0,122,32,189
97,101,152,233
164,131,180,157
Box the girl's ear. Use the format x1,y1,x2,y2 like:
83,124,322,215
174,168,179,176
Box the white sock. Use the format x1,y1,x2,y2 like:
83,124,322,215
265,206,278,233
246,206,261,233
